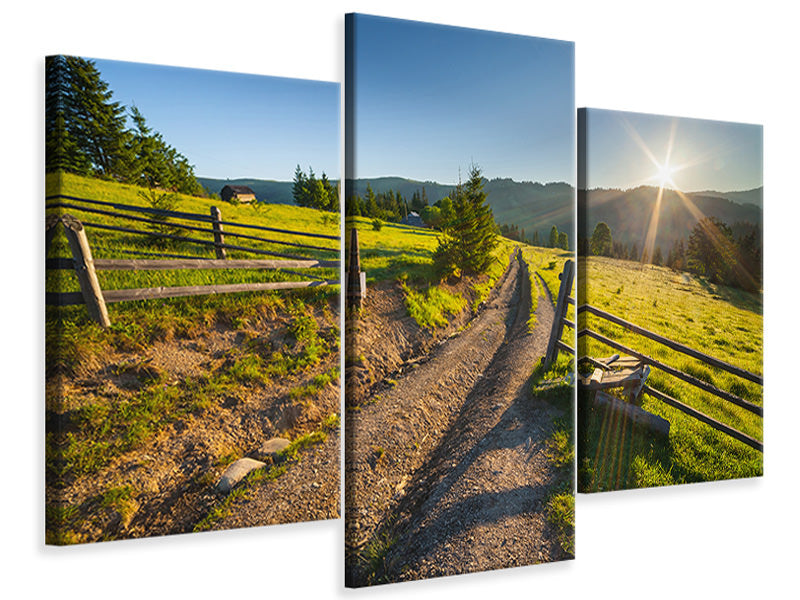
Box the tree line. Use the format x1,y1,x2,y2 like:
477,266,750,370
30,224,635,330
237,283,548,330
46,55,204,196
292,165,339,212
346,184,433,222
584,217,762,292
347,181,569,250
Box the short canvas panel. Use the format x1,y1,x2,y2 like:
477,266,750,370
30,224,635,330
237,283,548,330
45,57,341,544
344,14,576,586
577,108,763,492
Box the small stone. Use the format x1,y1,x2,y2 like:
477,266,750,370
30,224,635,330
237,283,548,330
216,458,267,493
256,437,291,461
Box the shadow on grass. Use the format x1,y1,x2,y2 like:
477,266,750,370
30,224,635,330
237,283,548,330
694,276,762,315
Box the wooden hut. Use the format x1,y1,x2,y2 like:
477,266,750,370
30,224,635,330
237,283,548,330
220,185,256,204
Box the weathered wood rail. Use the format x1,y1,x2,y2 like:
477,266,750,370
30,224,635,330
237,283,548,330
46,193,339,260
45,198,340,326
543,259,576,369
577,304,763,452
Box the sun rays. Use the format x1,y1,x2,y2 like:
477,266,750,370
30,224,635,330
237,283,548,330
620,117,704,264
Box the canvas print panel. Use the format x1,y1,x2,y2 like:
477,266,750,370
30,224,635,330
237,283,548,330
577,108,763,492
344,14,576,586
45,56,341,544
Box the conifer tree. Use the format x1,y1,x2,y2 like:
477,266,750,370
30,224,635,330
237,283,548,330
549,225,559,248
590,222,612,256
433,164,497,277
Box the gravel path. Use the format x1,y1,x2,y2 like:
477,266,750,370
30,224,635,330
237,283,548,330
345,250,571,585
213,430,340,529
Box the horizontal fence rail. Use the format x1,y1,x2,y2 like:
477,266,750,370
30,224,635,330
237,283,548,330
46,201,339,253
45,194,340,240
579,304,762,385
71,220,319,261
577,303,762,452
45,208,340,325
47,257,339,271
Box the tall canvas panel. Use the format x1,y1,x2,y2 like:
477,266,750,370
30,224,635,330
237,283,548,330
45,57,341,544
577,108,763,492
345,14,576,586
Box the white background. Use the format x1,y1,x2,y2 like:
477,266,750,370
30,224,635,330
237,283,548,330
3,1,796,598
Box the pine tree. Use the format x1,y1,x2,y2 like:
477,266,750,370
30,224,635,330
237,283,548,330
292,164,308,205
46,55,202,195
652,246,663,266
46,55,129,177
590,222,612,256
364,184,378,217
549,226,559,248
433,165,497,277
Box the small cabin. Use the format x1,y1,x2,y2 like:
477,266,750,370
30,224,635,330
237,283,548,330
220,185,256,204
402,211,426,228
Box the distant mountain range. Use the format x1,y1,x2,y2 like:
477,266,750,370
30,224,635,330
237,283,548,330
197,177,297,204
348,176,575,244
199,176,761,255
200,174,576,246
690,187,762,209
579,186,763,253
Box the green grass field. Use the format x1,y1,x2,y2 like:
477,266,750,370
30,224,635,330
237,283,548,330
346,216,522,330
46,172,340,369
520,245,574,332
46,174,341,540
347,212,576,334
577,256,763,491
47,172,340,295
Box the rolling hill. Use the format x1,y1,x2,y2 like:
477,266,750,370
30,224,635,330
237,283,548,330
197,177,296,204
199,174,576,247
348,176,575,246
579,186,762,253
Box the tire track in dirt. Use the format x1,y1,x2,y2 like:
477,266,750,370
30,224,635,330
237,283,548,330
345,250,571,585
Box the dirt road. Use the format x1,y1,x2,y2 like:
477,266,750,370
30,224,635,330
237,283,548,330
345,250,572,585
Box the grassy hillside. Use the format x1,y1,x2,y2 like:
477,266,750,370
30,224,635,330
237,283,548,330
46,173,342,543
47,172,339,295
348,177,574,247
579,186,762,255
578,256,762,490
345,216,441,283
520,246,574,331
346,216,522,330
346,215,575,337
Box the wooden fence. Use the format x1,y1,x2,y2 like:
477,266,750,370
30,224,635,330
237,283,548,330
577,304,763,452
45,194,340,326
543,260,576,369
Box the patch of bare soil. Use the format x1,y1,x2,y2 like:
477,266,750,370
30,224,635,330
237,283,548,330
345,252,572,586
46,299,340,544
345,272,489,406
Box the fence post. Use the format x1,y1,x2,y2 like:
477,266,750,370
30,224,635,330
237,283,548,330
210,206,227,259
544,259,575,369
61,213,110,328
45,213,61,256
347,227,364,311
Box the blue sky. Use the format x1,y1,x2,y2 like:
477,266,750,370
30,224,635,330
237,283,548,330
583,109,763,192
349,14,574,184
92,58,340,181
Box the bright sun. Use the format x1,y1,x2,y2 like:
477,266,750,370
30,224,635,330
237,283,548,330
653,162,676,188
